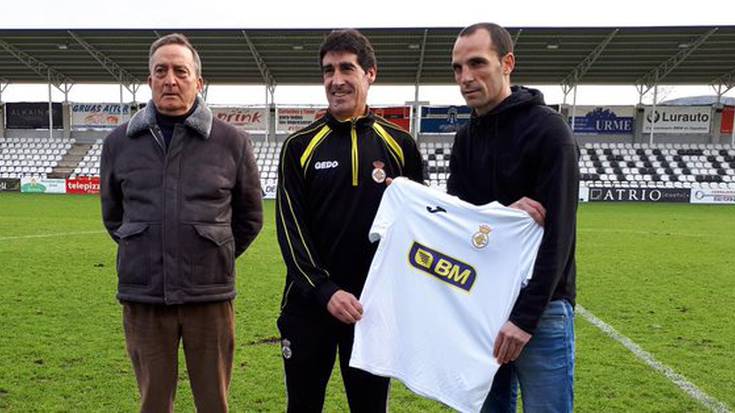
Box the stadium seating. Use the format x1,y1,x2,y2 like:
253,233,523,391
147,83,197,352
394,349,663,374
0,137,72,179
254,141,282,190
4,135,733,192
579,142,735,190
72,139,103,178
59,139,284,186
420,141,735,191
420,141,452,192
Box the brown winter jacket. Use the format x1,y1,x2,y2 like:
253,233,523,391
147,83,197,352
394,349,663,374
101,97,263,305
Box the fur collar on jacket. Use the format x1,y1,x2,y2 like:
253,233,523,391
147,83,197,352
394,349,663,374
126,95,213,139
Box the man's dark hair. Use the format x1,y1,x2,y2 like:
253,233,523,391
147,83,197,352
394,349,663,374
459,23,514,59
149,33,202,77
319,29,377,72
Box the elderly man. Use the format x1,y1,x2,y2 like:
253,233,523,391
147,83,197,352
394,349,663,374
449,22,579,412
275,29,424,412
100,33,263,413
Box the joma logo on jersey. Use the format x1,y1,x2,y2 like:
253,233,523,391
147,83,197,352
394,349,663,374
408,242,476,291
314,160,339,170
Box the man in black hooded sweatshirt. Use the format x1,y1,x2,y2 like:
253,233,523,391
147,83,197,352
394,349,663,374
448,23,579,413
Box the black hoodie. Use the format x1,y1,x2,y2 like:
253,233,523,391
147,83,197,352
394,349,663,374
448,86,579,334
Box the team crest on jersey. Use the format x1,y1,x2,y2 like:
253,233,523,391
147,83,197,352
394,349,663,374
372,160,386,183
471,224,492,249
408,241,476,291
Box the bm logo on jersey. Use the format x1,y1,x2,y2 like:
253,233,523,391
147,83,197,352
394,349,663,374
408,242,476,291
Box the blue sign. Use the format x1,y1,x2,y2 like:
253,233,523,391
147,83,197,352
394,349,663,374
571,107,633,135
420,105,472,133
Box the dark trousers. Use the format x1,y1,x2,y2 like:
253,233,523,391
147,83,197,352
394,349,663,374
122,300,235,413
277,309,390,413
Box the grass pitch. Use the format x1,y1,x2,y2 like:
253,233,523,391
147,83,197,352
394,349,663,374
0,193,732,412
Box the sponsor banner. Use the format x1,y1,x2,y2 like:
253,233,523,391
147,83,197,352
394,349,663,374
642,106,711,134
570,106,634,135
211,107,266,131
690,188,735,204
71,103,130,128
6,102,63,129
276,106,411,133
262,181,276,200
721,106,734,134
66,177,100,195
277,107,324,133
0,178,21,192
372,106,411,130
420,105,472,133
20,177,66,194
588,187,690,203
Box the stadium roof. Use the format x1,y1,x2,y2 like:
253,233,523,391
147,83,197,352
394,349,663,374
1,26,734,91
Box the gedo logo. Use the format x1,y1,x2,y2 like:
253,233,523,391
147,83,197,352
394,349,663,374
314,160,339,170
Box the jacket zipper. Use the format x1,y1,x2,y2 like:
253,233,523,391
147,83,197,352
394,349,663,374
149,126,170,304
351,119,358,186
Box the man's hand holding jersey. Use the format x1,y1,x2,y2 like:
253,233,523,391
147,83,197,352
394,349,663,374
510,196,546,226
327,290,364,324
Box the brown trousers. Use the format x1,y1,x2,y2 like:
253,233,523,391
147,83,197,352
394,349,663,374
122,300,235,413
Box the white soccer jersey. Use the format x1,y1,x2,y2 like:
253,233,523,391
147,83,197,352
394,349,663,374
350,177,544,413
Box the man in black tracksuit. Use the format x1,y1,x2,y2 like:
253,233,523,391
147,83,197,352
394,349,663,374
275,29,424,412
449,24,579,412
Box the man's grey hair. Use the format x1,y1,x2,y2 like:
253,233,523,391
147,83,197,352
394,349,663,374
148,33,202,77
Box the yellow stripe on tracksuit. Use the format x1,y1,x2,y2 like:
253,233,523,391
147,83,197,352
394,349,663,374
351,125,359,186
372,122,405,168
299,125,332,170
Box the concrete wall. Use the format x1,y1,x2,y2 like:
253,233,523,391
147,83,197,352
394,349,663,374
62,103,71,139
574,134,634,145
637,134,712,144
5,129,65,139
417,133,455,144
71,130,109,143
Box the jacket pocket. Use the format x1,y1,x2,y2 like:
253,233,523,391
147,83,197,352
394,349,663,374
188,224,235,285
114,222,150,285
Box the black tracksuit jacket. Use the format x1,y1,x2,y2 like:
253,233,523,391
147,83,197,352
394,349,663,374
276,111,424,312
448,86,579,335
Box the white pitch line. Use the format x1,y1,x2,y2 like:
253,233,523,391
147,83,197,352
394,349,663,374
0,230,106,241
577,305,731,413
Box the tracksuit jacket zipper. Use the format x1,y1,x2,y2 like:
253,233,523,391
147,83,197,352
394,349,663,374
351,119,359,186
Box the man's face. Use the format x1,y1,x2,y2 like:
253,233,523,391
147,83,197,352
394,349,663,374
451,29,514,116
148,44,203,116
321,51,376,120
